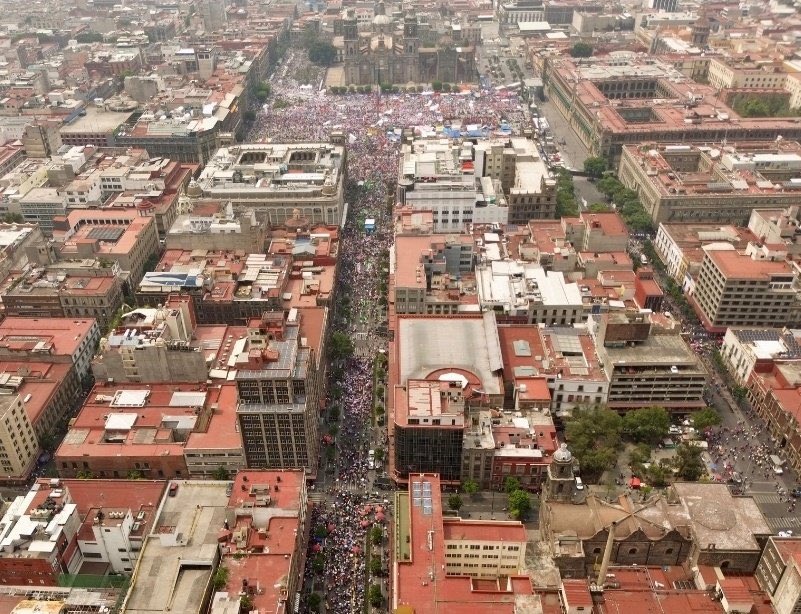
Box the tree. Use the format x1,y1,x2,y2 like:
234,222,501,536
329,331,354,361
570,42,593,58
212,466,230,480
448,494,463,511
583,156,607,178
127,470,143,479
508,489,531,520
597,175,622,199
307,593,322,613
504,476,521,494
374,447,385,462
691,408,722,431
628,443,651,476
212,566,229,591
309,41,337,66
647,462,670,488
369,556,383,576
565,406,623,480
2,212,23,224
674,444,705,481
588,203,612,213
368,584,383,608
432,80,443,92
462,479,479,498
239,595,253,612
312,554,325,574
622,406,670,445
370,525,383,545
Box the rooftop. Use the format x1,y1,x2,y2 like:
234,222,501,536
197,143,344,196
0,317,96,357
706,248,797,280
394,474,534,614
124,481,229,614
59,108,133,135
396,313,503,395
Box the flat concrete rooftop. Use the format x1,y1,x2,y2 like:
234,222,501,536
124,480,229,614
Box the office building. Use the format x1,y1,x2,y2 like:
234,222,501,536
545,55,801,166
0,394,38,480
593,310,707,412
236,310,323,477
388,313,505,484
653,222,758,283
393,474,536,612
688,244,801,332
3,260,124,331
197,143,346,226
618,142,801,224
136,250,289,325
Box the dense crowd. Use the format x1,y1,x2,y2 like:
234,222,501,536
254,49,531,612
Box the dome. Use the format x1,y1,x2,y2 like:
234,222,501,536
373,13,391,26
553,443,572,462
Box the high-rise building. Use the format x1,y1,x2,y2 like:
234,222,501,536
236,310,322,477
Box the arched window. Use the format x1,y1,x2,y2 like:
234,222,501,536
628,548,638,555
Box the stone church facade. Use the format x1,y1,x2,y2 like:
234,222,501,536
342,5,475,86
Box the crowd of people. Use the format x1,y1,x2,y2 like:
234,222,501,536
252,49,531,612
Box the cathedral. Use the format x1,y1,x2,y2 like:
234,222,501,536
342,2,475,87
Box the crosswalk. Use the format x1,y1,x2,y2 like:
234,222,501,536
765,516,801,531
752,493,785,504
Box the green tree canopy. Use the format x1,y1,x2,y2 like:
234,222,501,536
570,42,593,58
674,443,705,481
508,489,532,520
691,408,722,431
504,476,521,494
583,156,607,178
307,593,322,612
448,494,463,511
309,41,337,65
462,479,479,497
329,331,354,361
368,584,383,608
565,406,623,480
622,406,670,445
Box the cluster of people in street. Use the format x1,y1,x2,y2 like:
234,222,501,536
252,47,532,611
708,425,797,511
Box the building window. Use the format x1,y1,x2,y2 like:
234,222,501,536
628,548,637,555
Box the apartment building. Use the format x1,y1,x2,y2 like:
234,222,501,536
236,310,322,477
0,394,38,480
707,57,787,90
721,328,801,386
688,244,801,332
593,310,707,412
755,536,801,612
197,143,346,226
392,233,475,315
3,261,124,331
51,209,159,286
55,383,243,479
